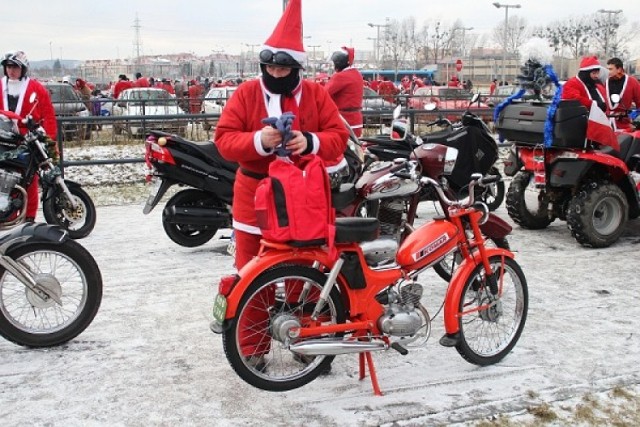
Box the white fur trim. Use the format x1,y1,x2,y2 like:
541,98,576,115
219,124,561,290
232,220,261,235
325,157,347,173
254,131,273,156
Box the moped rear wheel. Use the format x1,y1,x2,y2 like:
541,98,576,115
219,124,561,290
222,265,346,392
162,189,221,247
455,255,528,366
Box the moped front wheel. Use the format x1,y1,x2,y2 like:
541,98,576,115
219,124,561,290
455,255,528,366
222,265,346,392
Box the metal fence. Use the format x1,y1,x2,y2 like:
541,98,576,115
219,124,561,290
55,93,501,174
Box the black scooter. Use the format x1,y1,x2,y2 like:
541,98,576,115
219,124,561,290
143,130,237,247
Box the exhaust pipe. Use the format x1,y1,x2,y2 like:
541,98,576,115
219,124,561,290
289,338,387,356
163,205,230,226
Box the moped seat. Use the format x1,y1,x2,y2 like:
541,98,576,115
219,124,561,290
335,217,379,243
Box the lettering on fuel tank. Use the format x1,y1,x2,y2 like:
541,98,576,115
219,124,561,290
412,233,450,262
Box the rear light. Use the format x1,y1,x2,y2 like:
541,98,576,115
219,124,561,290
218,274,239,297
147,141,176,165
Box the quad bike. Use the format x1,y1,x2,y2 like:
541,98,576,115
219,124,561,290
498,64,640,248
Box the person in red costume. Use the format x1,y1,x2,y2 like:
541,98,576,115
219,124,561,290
214,0,348,371
605,57,640,130
325,46,364,137
133,72,150,88
215,0,347,271
0,51,57,222
113,74,133,99
561,56,606,112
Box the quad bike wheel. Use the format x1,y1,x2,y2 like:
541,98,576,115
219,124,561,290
506,171,553,229
566,180,628,248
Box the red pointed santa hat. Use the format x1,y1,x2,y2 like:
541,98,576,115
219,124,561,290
340,46,355,66
579,55,601,71
261,0,306,66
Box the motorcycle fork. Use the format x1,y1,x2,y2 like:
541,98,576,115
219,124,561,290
0,250,62,305
53,176,78,210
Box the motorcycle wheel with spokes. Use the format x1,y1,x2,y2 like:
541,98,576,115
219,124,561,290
43,186,97,239
222,265,346,392
0,240,102,347
455,255,528,365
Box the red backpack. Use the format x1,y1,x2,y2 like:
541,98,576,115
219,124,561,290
255,155,335,248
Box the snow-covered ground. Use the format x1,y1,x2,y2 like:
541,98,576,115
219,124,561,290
1,144,640,426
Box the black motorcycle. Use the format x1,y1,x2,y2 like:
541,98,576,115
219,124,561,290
0,102,102,347
360,97,505,211
143,128,364,247
0,103,96,239
143,130,237,247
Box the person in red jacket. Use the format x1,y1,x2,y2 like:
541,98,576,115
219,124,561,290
187,80,203,114
325,46,364,137
0,50,57,222
605,57,640,130
133,72,150,88
561,55,606,112
113,74,133,99
214,0,348,371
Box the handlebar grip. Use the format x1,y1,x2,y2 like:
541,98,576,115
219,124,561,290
479,175,501,186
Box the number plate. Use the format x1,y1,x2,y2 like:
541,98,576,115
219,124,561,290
212,294,228,324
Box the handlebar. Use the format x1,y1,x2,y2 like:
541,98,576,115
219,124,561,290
391,160,500,209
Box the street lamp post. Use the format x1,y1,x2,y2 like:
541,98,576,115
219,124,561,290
244,43,260,75
493,2,521,84
308,45,320,76
368,19,390,69
598,9,622,58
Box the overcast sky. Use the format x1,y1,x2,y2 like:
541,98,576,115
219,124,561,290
5,0,640,62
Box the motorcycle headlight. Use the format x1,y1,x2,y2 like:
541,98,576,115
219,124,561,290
443,147,458,175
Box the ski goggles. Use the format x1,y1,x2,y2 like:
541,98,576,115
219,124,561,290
259,50,301,68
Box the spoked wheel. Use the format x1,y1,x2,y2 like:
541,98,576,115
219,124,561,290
222,265,346,392
43,186,97,239
433,237,509,282
455,255,528,365
0,241,103,347
162,189,224,247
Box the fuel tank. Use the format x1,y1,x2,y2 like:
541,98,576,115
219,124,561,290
356,160,419,200
395,218,459,270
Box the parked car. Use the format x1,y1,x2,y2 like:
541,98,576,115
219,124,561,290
111,88,186,137
42,81,91,141
408,86,491,121
485,85,521,107
362,86,395,125
201,86,237,131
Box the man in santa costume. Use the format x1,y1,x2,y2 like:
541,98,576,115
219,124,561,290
605,57,640,130
561,56,606,112
214,0,347,372
215,0,347,271
0,51,57,222
325,46,364,137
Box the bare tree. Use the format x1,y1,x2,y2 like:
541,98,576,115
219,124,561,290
533,18,591,59
492,16,528,56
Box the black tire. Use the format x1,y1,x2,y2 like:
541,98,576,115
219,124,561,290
477,167,505,211
433,237,510,282
43,185,97,239
162,189,222,247
566,181,628,248
506,171,553,229
222,265,346,392
455,255,528,365
0,240,102,347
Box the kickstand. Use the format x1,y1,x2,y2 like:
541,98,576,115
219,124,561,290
358,352,383,396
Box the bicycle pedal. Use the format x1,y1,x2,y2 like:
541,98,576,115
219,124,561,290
390,342,408,355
